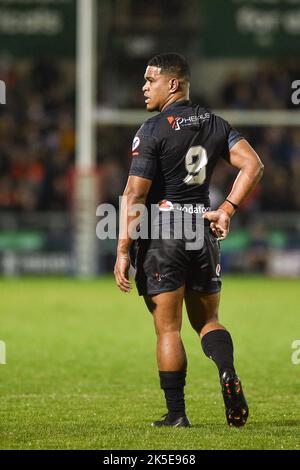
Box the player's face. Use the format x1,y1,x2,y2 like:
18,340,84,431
142,66,172,112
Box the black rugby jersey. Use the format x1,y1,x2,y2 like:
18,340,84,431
129,99,243,208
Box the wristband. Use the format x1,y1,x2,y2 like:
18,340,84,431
225,199,238,210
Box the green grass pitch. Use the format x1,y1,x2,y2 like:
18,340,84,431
0,276,299,450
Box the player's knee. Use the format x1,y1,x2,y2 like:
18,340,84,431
155,323,181,337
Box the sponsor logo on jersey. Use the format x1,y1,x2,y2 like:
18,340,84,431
167,113,210,131
167,116,181,130
173,203,210,214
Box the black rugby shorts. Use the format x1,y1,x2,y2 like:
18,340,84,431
130,223,222,296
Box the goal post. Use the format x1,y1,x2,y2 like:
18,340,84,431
75,0,98,277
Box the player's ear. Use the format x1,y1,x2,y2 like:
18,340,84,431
169,78,180,93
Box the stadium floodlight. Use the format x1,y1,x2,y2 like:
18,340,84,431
75,0,98,277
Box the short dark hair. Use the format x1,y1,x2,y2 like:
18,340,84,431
147,53,191,83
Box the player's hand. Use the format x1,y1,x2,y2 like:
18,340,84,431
114,253,132,293
202,208,231,241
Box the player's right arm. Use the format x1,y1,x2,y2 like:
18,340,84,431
114,175,152,293
203,139,264,239
114,120,158,293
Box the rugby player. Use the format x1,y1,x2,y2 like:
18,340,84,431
114,54,264,427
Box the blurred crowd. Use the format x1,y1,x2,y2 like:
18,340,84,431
0,57,75,212
0,57,299,213
220,61,300,110
210,125,300,213
213,60,300,213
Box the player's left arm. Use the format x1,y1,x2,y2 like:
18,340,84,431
204,139,264,240
114,175,152,293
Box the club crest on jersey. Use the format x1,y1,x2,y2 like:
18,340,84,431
132,136,140,153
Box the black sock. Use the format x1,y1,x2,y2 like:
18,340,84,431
159,370,186,418
201,330,235,378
